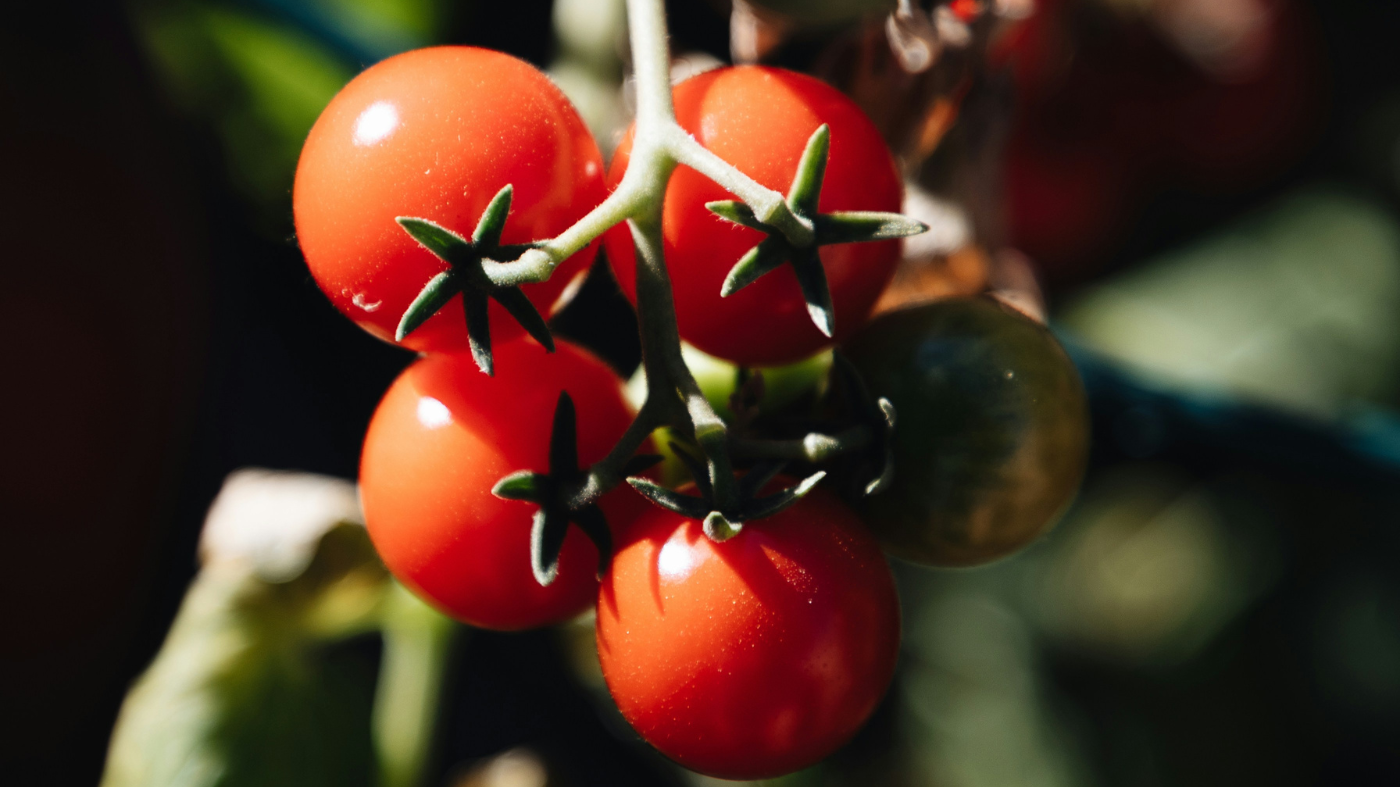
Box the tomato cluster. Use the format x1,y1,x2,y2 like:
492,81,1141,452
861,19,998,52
294,45,1085,781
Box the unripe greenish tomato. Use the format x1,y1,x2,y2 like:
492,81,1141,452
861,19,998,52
844,297,1089,566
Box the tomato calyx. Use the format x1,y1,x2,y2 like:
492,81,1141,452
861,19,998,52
493,391,660,586
707,124,928,337
396,185,555,375
828,352,898,496
626,455,826,541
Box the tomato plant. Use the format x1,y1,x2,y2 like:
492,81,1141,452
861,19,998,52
294,46,605,354
604,66,904,367
596,481,901,780
358,338,639,630
843,297,1089,566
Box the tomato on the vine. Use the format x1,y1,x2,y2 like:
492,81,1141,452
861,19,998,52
294,46,605,353
359,338,638,630
604,66,904,367
843,297,1088,566
596,481,901,780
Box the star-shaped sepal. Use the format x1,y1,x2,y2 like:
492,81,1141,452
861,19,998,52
706,124,929,337
396,184,553,375
831,352,897,496
626,447,827,542
491,392,661,587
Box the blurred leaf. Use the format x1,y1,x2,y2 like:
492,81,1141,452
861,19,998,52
100,470,454,787
134,3,352,221
101,524,387,787
1060,190,1400,417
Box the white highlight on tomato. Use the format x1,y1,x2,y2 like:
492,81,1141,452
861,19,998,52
416,396,453,429
658,533,700,582
353,101,400,147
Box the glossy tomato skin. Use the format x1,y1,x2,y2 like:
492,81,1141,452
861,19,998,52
604,66,903,367
360,339,637,630
844,298,1089,566
295,47,605,353
596,483,901,780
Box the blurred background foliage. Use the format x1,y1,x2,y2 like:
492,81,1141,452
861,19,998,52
4,0,1400,785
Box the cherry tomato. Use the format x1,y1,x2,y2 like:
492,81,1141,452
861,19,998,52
604,66,904,367
596,482,901,780
359,338,637,630
294,46,605,353
844,297,1089,566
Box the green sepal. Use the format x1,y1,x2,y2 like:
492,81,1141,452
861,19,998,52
621,454,665,477
705,200,768,232
867,398,897,496
463,287,494,376
530,508,569,587
786,124,830,216
667,442,714,500
721,236,791,297
492,471,546,501
703,510,742,541
791,248,835,337
396,217,474,264
814,211,928,244
709,123,927,338
739,470,826,521
831,352,898,497
737,460,787,499
493,287,554,352
549,392,578,475
472,185,513,248
396,270,461,341
571,505,613,579
626,477,711,520
394,185,556,374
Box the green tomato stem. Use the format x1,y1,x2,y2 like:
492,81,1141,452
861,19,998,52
486,0,823,528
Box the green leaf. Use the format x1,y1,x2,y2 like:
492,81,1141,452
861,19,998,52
741,471,827,521
705,200,768,231
814,211,928,244
491,286,555,352
626,478,711,519
462,287,494,375
787,124,830,217
396,216,473,264
792,249,835,337
492,471,546,501
530,508,569,587
101,526,387,787
395,270,460,341
721,235,791,297
472,184,514,248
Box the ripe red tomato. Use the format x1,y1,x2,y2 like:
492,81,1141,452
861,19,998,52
596,482,901,780
604,66,904,367
360,338,637,630
294,47,605,354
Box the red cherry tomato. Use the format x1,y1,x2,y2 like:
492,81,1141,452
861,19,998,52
360,339,637,630
295,46,605,353
604,66,903,367
596,482,901,780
